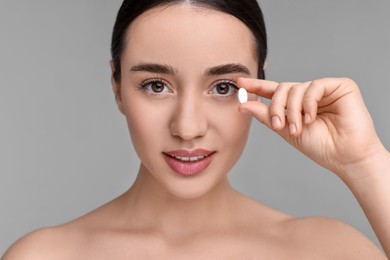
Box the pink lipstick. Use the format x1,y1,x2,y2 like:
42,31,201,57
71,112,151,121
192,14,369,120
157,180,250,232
163,149,215,176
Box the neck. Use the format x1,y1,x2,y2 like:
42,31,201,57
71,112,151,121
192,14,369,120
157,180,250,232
120,164,239,240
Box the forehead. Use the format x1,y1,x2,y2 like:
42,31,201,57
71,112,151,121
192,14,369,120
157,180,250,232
123,4,258,74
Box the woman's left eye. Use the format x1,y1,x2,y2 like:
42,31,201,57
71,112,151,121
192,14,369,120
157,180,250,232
209,81,239,96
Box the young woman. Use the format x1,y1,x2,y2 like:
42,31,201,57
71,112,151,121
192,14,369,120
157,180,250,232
3,0,390,259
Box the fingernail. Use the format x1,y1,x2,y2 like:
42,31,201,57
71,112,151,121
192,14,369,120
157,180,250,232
289,123,297,135
271,116,281,129
304,113,311,124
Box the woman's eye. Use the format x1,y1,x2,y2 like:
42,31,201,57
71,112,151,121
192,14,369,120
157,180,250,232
210,82,238,96
141,80,171,94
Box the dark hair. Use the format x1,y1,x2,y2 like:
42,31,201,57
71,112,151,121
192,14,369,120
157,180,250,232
111,0,267,82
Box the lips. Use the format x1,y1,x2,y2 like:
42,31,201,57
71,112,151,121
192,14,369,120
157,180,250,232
163,149,215,176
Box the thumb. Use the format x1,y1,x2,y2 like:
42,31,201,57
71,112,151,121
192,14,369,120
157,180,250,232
238,101,272,129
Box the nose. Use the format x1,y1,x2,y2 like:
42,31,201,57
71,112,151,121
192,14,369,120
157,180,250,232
169,93,208,141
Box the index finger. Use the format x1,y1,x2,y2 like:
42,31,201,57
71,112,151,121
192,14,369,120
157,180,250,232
237,77,279,99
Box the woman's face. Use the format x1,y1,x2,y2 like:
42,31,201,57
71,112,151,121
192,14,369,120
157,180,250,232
112,4,258,198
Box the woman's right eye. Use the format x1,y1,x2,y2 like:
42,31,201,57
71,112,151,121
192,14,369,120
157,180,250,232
140,80,172,95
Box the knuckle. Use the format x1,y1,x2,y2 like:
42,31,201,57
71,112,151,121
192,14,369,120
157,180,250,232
276,82,293,92
290,84,299,93
302,96,314,105
341,77,355,84
268,106,281,117
289,84,304,95
268,106,284,118
310,79,322,88
341,77,359,90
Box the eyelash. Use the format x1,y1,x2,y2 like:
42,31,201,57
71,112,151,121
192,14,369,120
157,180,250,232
137,77,172,96
209,80,239,97
137,78,239,97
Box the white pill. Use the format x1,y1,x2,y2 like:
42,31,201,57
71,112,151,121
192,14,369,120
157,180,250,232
238,88,248,104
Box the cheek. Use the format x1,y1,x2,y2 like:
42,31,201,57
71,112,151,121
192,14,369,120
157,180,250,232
122,95,171,157
207,100,252,146
206,101,252,178
225,114,252,149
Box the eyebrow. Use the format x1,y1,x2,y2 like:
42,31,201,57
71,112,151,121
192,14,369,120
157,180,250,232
130,63,178,74
129,63,251,76
205,63,251,76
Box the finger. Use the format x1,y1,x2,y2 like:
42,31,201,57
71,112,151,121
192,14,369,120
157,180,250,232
237,77,279,99
286,82,310,136
302,82,321,125
239,100,272,129
302,78,361,125
239,101,291,139
269,82,297,130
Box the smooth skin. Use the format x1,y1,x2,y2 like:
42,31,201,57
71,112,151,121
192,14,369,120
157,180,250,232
3,4,389,259
238,77,390,257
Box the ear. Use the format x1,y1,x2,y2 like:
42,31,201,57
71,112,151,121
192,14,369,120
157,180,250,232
110,61,125,115
263,60,268,71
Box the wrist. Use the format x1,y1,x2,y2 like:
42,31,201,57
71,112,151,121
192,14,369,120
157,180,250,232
341,145,390,190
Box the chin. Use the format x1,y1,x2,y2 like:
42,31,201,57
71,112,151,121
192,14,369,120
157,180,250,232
139,157,233,200
165,184,217,200
159,172,227,200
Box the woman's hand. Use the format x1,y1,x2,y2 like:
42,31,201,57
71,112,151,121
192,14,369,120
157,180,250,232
238,77,390,257
238,77,386,180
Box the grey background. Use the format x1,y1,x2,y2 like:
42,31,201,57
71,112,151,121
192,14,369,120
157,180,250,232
1,0,389,254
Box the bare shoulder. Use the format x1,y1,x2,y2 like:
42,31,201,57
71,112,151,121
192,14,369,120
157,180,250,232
283,216,386,259
2,197,123,260
2,225,81,260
